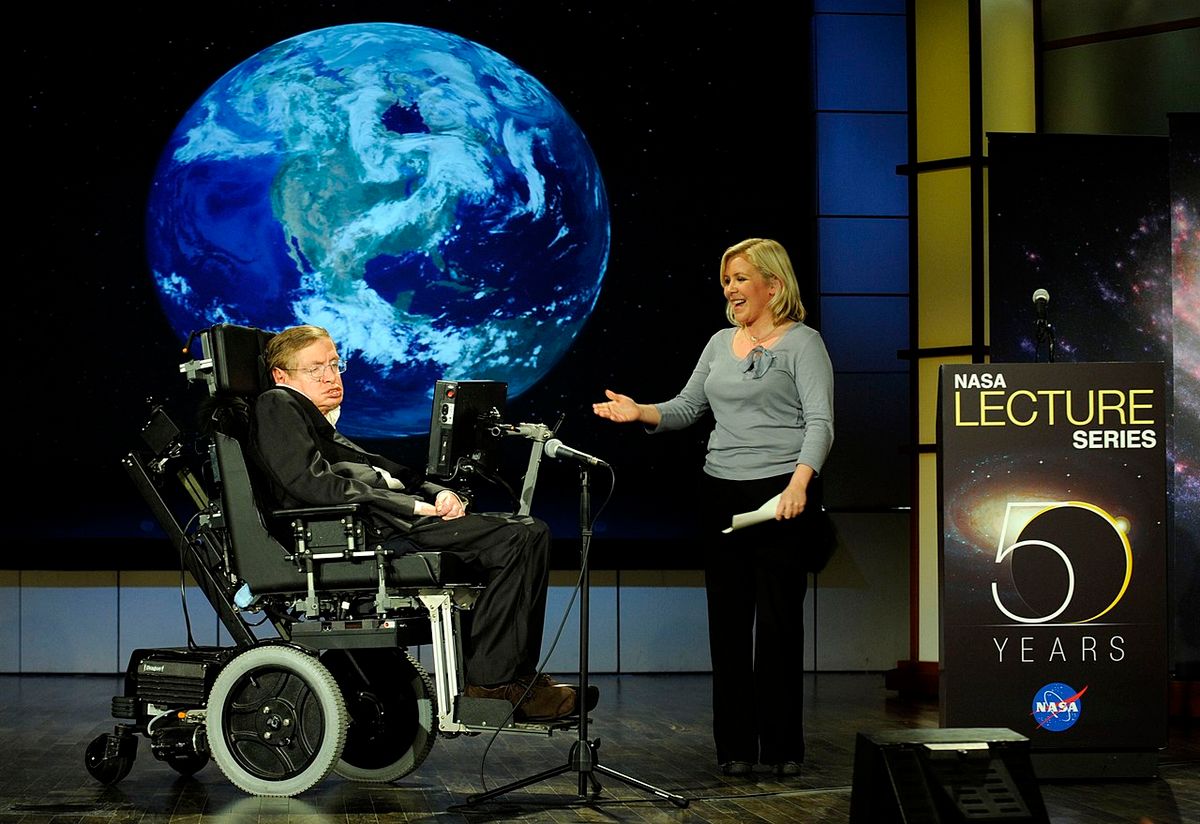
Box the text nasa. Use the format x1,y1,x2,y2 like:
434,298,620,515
952,373,1157,449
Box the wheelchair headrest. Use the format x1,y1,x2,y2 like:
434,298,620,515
192,324,275,443
206,324,276,396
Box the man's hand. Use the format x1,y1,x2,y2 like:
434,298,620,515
435,490,467,520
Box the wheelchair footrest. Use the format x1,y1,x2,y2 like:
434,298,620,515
454,696,582,735
456,696,518,729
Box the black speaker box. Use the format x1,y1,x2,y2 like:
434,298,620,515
849,728,1049,823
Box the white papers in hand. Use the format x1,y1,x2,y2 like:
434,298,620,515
722,494,780,533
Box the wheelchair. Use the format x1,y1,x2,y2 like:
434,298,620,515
85,323,575,797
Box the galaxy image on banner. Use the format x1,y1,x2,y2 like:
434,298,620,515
988,126,1199,672
989,134,1172,368
1169,119,1200,666
938,362,1168,750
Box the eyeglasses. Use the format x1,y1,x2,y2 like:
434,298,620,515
285,359,348,380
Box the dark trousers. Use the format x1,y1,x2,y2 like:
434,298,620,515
400,513,551,686
701,472,817,765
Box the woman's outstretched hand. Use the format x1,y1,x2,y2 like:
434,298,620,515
593,389,646,424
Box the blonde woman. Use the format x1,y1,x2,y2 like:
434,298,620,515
594,238,833,777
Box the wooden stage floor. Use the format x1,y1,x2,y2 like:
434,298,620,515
0,672,1195,823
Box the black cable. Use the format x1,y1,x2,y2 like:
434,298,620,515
175,510,204,650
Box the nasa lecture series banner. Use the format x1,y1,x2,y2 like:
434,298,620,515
938,362,1167,750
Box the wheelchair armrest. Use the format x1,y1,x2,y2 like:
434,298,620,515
269,505,367,559
271,504,362,520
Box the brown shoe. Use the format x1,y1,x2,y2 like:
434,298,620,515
464,678,576,721
464,682,523,703
528,674,600,714
515,675,576,721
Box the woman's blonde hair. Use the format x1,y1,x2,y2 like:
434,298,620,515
720,238,806,326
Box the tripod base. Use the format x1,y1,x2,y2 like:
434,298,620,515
466,469,687,810
466,737,689,808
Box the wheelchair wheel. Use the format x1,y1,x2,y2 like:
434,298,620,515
322,648,437,783
206,645,346,797
85,732,135,785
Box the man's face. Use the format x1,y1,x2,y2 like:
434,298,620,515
272,337,344,414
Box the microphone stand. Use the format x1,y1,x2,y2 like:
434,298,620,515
1035,317,1056,363
466,466,689,809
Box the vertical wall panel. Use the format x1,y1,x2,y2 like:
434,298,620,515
814,513,910,669
981,0,1036,137
21,571,118,673
819,217,910,293
915,0,971,161
540,573,619,674
817,113,910,215
619,572,710,672
825,373,910,507
911,0,976,676
815,2,911,531
0,571,18,672
981,1,1034,351
821,296,910,372
1040,0,1198,39
813,3,912,672
1043,33,1200,136
917,453,941,661
118,572,219,663
917,168,973,351
1041,1,1198,136
815,14,908,111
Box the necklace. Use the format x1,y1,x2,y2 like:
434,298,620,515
744,322,777,344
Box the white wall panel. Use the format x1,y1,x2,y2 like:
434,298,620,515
21,571,119,673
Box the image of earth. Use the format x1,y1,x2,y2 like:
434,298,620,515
147,22,609,437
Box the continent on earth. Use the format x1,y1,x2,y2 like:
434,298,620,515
147,23,609,437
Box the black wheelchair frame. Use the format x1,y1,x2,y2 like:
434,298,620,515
85,323,574,797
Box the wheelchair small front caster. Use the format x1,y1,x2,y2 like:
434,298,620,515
85,727,138,785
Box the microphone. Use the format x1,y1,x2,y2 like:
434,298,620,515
1032,288,1049,320
545,438,609,468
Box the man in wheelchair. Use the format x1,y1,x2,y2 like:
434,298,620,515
254,324,578,722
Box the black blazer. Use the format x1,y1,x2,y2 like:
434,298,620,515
250,386,450,535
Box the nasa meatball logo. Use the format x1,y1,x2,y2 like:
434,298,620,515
1031,682,1087,732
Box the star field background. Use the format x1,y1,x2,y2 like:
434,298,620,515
17,1,816,545
988,126,1199,673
